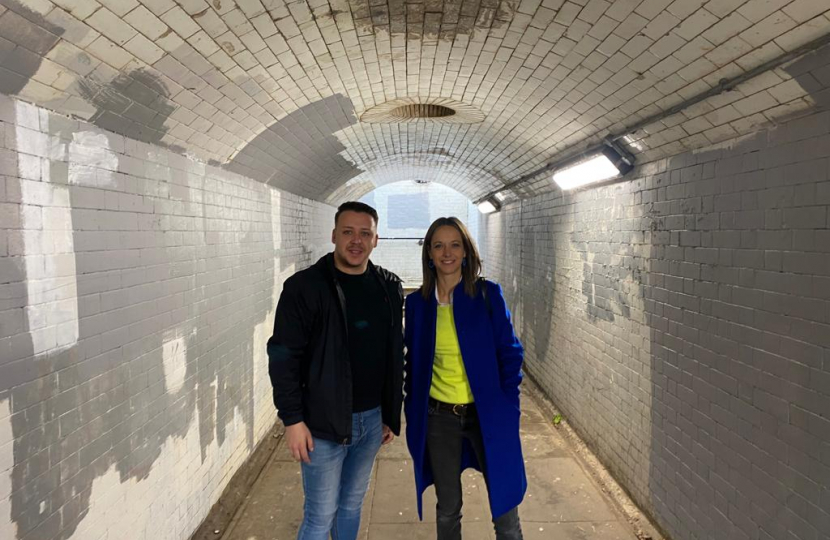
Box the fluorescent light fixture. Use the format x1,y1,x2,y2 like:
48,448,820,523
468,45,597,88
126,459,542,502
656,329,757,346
494,190,508,201
477,199,499,214
552,144,634,190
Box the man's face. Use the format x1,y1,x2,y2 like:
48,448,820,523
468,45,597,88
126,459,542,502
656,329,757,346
332,210,378,272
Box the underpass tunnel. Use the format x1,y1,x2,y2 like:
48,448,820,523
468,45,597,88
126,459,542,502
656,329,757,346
0,1,829,539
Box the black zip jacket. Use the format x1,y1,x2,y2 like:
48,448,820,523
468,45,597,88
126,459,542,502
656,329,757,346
267,254,404,444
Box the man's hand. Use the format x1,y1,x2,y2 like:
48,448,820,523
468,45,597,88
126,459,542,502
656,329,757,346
285,422,314,463
381,424,394,445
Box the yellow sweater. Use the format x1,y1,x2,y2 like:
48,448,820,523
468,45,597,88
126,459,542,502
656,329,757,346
430,305,474,404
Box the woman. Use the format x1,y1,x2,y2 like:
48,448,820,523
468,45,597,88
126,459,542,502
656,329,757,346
404,217,526,540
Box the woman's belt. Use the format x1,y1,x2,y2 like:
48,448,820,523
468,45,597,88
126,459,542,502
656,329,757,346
428,397,476,416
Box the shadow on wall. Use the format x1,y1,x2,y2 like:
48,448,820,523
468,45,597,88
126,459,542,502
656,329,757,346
222,94,362,200
0,101,302,539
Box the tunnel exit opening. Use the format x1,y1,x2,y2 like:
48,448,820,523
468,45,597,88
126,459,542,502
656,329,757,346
359,181,484,291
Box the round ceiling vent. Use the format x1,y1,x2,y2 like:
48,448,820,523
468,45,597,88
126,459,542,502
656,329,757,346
360,98,484,124
390,104,456,119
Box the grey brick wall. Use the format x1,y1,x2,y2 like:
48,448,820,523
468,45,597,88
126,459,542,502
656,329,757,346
484,109,830,540
0,94,333,540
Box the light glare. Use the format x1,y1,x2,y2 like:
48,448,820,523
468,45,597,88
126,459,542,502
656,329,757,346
477,200,497,214
553,154,621,190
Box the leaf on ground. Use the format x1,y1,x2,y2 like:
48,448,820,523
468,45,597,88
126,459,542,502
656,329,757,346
553,414,562,425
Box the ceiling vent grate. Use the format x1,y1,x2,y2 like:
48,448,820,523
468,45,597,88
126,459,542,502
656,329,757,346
360,98,484,124
390,104,456,119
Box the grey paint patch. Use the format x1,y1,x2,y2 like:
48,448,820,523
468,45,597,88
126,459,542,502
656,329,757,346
78,69,177,147
783,42,830,110
521,229,556,365
0,0,64,95
226,94,362,199
578,213,635,324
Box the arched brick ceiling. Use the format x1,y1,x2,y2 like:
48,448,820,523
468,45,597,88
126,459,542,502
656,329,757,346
1,0,829,202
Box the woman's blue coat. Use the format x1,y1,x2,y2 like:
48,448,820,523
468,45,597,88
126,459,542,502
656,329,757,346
404,279,526,519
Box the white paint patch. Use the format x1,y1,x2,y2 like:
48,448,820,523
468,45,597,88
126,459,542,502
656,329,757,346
252,318,271,440
162,334,187,394
67,405,250,540
69,132,118,187
16,102,79,356
270,189,283,250
251,191,302,440
0,399,16,540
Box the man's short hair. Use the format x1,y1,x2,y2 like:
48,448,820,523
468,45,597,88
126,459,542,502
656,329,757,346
335,201,379,226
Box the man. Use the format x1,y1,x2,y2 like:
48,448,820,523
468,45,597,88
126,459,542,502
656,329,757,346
267,201,404,540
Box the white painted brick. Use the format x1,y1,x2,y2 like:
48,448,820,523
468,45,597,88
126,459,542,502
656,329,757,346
642,11,681,41
674,8,718,41
704,0,746,18
739,10,798,48
45,7,99,48
702,11,753,45
160,6,201,39
737,0,793,23
613,11,649,40
85,35,135,69
782,0,830,24
774,15,830,51
124,6,169,41
705,35,753,67
97,0,138,17
123,33,166,65
86,8,138,46
767,79,809,103
49,0,100,20
140,0,176,16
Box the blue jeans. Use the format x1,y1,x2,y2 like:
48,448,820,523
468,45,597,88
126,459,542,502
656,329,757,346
297,407,383,540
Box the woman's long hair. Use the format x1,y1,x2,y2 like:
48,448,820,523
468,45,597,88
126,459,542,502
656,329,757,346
420,217,482,299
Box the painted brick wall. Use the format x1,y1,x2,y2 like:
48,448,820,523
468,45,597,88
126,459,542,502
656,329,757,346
484,109,830,540
0,94,334,540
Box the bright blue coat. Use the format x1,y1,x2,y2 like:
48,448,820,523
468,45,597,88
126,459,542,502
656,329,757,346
404,279,526,519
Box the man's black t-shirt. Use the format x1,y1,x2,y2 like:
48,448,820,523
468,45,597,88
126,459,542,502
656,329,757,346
336,268,391,412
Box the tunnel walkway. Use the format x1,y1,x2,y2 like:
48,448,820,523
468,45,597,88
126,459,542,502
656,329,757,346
215,379,642,540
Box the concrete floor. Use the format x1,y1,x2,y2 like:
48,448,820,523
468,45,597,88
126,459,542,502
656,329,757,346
218,387,640,540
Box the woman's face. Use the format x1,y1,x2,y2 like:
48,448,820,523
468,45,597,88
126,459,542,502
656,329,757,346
429,225,466,278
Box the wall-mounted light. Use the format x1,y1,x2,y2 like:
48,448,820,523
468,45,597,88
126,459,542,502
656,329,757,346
552,142,634,190
477,197,500,214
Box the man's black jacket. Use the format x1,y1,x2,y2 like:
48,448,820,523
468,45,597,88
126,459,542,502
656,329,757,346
267,253,404,444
